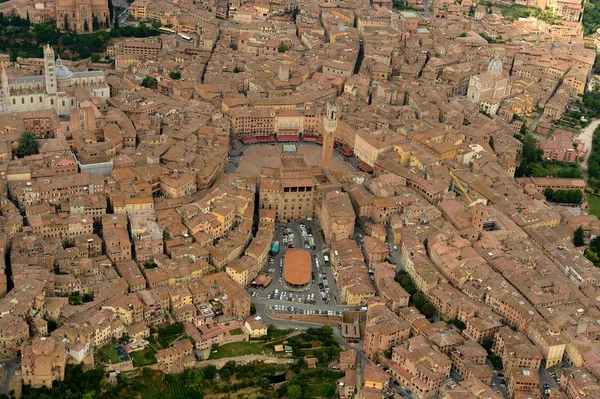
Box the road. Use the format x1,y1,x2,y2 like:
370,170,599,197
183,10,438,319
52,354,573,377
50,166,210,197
578,119,600,171
0,360,18,396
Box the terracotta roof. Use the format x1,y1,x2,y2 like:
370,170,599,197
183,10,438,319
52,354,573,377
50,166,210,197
283,248,311,286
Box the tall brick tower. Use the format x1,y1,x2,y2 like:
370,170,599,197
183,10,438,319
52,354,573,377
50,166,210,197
321,101,339,172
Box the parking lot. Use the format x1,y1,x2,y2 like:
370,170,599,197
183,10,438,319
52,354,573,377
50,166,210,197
249,220,355,316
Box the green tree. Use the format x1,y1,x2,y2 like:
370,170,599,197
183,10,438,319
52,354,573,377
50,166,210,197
204,365,218,380
91,53,101,62
152,20,162,29
84,20,89,32
64,14,69,30
278,43,289,53
260,377,270,389
169,71,181,79
108,0,115,23
93,15,100,31
16,131,39,158
522,135,542,164
574,226,585,247
141,75,158,89
287,384,302,399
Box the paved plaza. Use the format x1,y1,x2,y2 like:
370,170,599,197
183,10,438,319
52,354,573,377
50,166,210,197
235,144,355,177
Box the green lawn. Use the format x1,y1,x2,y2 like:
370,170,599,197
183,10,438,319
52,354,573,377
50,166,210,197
210,341,267,359
97,345,119,364
588,194,600,218
130,348,157,367
229,328,244,335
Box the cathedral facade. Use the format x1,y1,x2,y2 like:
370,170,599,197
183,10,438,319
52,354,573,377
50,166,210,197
1,44,110,116
467,57,512,116
56,0,111,33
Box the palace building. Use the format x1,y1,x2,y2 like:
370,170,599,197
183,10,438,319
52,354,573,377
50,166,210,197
1,44,110,117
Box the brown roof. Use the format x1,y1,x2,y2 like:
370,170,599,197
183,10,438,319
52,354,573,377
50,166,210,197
283,248,311,286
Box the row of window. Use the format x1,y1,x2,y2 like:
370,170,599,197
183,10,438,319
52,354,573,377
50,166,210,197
12,97,74,107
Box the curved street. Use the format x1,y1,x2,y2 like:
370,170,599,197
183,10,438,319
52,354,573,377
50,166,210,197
578,119,600,171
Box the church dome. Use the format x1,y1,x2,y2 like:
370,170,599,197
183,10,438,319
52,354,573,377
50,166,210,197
488,57,503,72
54,57,73,80
55,65,73,80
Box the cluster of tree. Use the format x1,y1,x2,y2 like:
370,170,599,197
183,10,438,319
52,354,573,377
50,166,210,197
141,76,158,89
516,135,583,179
109,25,160,39
285,368,344,399
396,270,437,318
583,0,600,35
287,326,337,358
587,125,600,192
155,322,183,348
574,226,585,247
0,12,30,28
278,43,289,53
16,131,39,158
543,188,584,204
168,71,181,80
0,15,161,61
181,361,290,397
584,235,600,267
22,365,108,399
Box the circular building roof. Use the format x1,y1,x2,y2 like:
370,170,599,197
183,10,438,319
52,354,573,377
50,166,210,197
283,248,311,287
488,58,503,72
56,65,73,79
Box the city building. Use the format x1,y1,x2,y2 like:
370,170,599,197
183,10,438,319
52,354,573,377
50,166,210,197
2,45,109,116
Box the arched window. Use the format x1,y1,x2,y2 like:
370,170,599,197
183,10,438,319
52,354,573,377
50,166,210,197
30,97,33,103
21,98,24,104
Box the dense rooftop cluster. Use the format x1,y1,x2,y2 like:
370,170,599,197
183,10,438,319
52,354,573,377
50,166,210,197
0,0,599,397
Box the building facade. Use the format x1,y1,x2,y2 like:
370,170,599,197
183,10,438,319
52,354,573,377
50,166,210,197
2,45,109,117
56,0,110,33
467,57,511,116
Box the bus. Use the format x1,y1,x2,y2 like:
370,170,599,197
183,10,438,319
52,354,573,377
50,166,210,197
269,241,280,255
178,34,193,42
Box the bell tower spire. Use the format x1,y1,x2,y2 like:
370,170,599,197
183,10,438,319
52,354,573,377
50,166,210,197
44,44,57,95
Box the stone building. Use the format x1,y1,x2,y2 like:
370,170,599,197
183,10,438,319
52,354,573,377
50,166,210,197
56,0,110,33
319,190,355,243
259,153,316,222
21,337,66,388
467,57,511,116
1,44,109,116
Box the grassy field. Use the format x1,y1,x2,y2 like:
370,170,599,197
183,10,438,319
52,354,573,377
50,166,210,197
97,345,119,364
130,348,157,367
167,381,188,399
588,194,600,218
229,328,244,335
210,341,267,359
